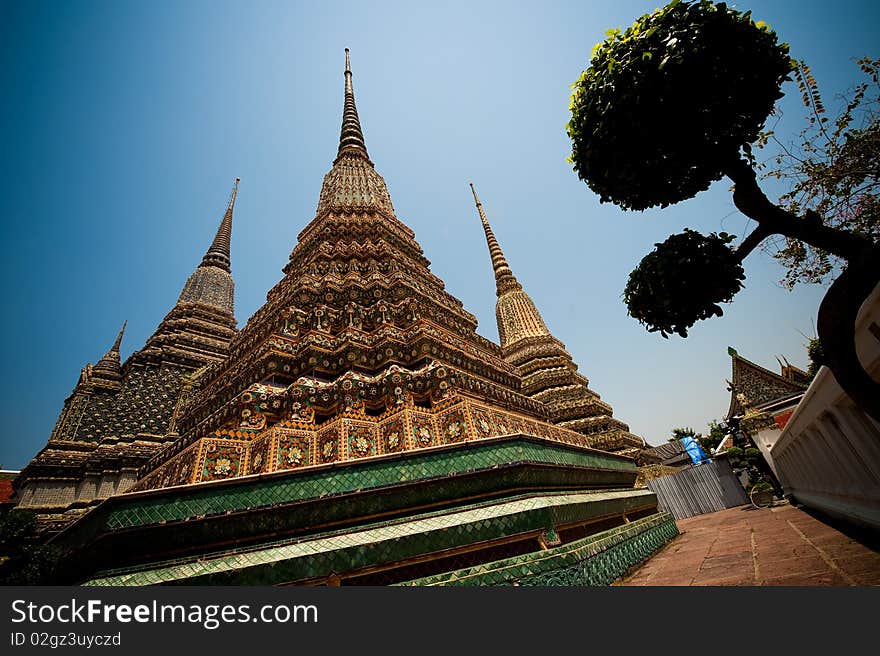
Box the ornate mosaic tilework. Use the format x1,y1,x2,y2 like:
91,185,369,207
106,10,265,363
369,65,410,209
379,413,408,454
438,405,469,445
409,411,437,448
248,431,274,475
344,420,378,459
95,438,637,532
523,419,545,438
162,444,198,487
275,430,313,471
492,411,515,436
201,441,246,482
133,442,199,491
137,394,637,490
317,425,341,465
470,406,496,438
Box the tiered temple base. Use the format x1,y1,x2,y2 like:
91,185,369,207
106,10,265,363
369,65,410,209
133,376,643,492
49,435,676,586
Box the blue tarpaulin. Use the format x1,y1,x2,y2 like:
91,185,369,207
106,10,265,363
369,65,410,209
680,436,710,465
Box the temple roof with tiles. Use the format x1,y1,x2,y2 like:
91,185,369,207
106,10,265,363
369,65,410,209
14,179,241,523
21,50,678,586
17,49,652,530
725,346,810,421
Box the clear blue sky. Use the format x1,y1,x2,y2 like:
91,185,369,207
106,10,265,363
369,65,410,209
1,0,877,468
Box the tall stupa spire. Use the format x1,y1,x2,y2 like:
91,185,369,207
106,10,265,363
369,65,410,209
470,183,522,296
310,49,394,220
174,179,238,315
200,177,239,273
470,183,551,348
468,185,641,454
337,48,369,159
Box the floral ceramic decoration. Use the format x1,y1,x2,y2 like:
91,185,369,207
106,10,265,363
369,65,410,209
381,416,406,453
347,424,376,458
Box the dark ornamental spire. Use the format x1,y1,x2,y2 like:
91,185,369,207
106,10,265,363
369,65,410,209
470,183,522,296
111,320,127,353
311,49,394,219
91,320,127,384
337,48,369,159
200,177,239,273
176,179,238,314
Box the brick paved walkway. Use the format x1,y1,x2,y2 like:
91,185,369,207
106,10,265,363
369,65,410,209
618,504,880,586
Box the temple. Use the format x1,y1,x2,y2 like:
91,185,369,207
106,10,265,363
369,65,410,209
470,183,646,458
725,346,811,425
722,346,811,479
16,51,676,585
14,179,240,529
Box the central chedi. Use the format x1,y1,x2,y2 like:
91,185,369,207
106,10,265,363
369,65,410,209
51,51,676,586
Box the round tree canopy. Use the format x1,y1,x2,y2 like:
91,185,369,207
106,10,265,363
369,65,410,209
624,229,746,337
568,0,793,210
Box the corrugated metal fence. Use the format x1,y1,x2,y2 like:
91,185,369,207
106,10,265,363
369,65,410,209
646,460,749,520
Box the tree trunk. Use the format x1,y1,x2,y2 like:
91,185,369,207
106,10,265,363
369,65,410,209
724,157,880,425
816,253,880,422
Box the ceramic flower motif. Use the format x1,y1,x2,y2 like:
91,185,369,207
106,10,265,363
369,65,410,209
353,435,371,455
322,441,335,459
287,446,305,465
213,458,233,476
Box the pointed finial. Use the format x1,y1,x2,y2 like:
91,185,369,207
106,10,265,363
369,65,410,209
470,182,482,207
200,177,239,273
470,183,521,296
112,320,127,353
337,48,369,158
92,320,126,379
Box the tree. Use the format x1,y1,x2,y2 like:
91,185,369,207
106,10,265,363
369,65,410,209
722,418,783,496
669,426,701,443
758,58,880,289
806,336,826,379
669,422,725,454
0,507,58,585
700,420,727,454
567,0,880,422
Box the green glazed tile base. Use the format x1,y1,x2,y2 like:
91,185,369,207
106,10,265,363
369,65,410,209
56,435,646,582
396,512,678,586
82,489,661,586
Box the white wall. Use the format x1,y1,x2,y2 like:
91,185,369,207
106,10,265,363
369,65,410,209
771,283,880,530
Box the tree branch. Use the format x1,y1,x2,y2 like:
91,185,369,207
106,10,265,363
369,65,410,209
725,156,880,424
734,224,774,263
724,157,877,261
